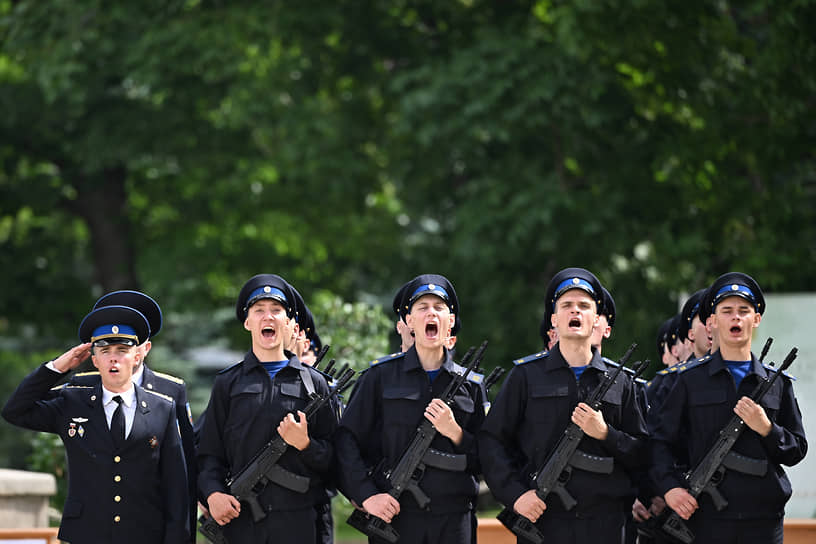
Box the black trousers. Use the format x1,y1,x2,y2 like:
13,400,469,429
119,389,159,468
686,514,783,544
522,510,625,544
370,510,473,544
314,501,333,544
224,507,316,544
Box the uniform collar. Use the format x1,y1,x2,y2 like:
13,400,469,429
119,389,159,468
102,383,136,408
708,349,765,378
132,363,145,387
243,349,306,374
403,345,454,374
544,344,603,372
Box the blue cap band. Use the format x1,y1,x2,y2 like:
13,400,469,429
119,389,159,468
689,302,701,321
713,284,757,310
91,324,139,345
246,286,288,309
554,278,596,299
410,283,450,302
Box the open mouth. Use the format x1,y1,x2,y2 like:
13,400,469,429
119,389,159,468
262,326,276,340
730,326,741,334
569,318,581,328
109,367,119,374
425,323,439,338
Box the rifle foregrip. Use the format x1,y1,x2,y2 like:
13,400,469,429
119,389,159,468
347,509,400,543
198,516,228,544
497,508,545,544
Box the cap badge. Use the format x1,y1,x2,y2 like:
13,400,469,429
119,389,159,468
263,286,272,293
112,326,119,334
572,278,580,285
428,283,437,291
731,284,739,291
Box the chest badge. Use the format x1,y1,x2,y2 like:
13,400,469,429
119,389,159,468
149,436,159,449
68,422,76,437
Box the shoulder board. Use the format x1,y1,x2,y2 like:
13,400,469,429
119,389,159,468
151,370,185,385
762,364,796,381
369,352,404,367
74,371,100,377
601,357,636,375
143,389,174,403
676,354,712,374
634,377,647,385
60,385,94,391
513,351,548,366
50,383,68,392
217,360,244,374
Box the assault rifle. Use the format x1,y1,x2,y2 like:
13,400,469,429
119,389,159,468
648,346,797,544
199,367,355,544
310,344,331,370
483,366,506,393
346,341,488,543
497,343,643,544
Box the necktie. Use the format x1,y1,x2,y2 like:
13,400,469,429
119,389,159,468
111,395,125,448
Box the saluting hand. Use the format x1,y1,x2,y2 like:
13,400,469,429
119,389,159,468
51,343,92,373
424,398,463,445
278,410,310,450
514,489,547,523
734,396,772,437
571,402,608,440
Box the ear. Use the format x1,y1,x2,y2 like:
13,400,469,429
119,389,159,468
244,317,251,331
753,312,762,328
405,312,415,331
142,340,152,357
602,326,611,340
91,354,100,370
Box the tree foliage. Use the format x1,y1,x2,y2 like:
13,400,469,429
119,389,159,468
0,0,814,424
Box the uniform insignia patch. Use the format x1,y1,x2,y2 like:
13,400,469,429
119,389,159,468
514,351,548,365
149,436,159,449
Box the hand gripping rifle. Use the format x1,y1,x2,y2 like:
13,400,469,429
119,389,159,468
199,368,356,544
346,341,488,543
651,346,797,544
497,343,642,544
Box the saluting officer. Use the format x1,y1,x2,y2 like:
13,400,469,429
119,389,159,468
196,274,337,543
54,290,198,542
649,272,807,543
335,274,485,543
2,305,189,544
479,267,647,544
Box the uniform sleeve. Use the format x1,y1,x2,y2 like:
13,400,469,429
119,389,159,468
160,400,191,544
477,366,531,508
455,381,485,472
2,364,65,433
600,375,648,470
758,378,808,467
196,376,231,501
334,369,382,506
297,375,337,474
648,375,688,496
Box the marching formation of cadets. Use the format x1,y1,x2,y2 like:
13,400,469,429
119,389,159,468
1,268,807,544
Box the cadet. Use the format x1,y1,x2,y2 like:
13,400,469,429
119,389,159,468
2,305,189,544
55,290,198,541
335,274,484,543
678,289,711,360
649,272,807,543
479,267,647,544
196,274,337,543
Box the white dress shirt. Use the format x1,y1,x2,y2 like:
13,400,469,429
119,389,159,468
102,384,137,439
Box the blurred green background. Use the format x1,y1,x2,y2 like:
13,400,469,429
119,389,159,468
1,0,814,536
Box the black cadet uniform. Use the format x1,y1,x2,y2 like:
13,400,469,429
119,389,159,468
479,268,647,544
335,274,484,544
196,275,336,544
53,290,199,542
649,273,807,544
2,306,189,544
